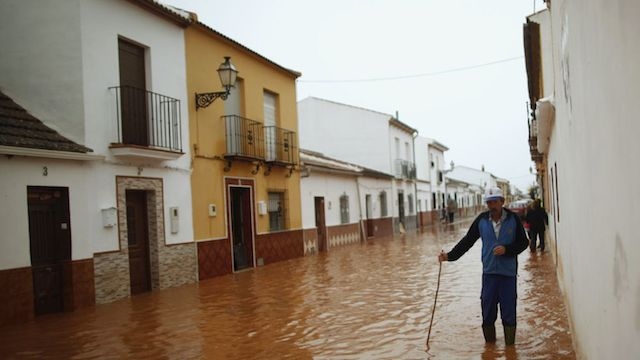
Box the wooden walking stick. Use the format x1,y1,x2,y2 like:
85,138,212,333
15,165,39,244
426,259,443,349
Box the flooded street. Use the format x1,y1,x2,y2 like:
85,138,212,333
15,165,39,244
0,218,575,359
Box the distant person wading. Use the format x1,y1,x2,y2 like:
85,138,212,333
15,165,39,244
525,199,548,252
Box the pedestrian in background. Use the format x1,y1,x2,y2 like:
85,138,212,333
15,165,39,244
438,187,529,346
525,198,548,251
447,197,457,223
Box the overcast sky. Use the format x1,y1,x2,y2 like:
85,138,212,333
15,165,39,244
164,0,545,192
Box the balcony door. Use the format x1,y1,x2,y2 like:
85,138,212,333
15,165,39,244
263,91,277,161
118,38,148,146
225,80,243,155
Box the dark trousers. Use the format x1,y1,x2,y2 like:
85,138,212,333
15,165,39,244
529,227,545,250
448,212,454,223
481,274,517,327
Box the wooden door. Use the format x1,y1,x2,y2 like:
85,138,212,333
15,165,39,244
118,38,148,146
398,192,405,225
314,197,327,252
126,190,151,295
230,187,254,271
365,194,374,237
28,187,71,316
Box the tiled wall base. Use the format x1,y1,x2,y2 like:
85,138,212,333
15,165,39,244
256,230,304,265
327,223,360,248
0,267,33,327
0,258,95,327
198,239,232,280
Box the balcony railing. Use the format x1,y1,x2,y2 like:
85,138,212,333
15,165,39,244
264,125,297,166
224,115,264,160
528,118,543,162
110,85,182,153
395,159,416,179
529,118,538,139
222,115,298,172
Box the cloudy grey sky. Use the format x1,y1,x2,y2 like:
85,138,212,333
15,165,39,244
165,0,545,191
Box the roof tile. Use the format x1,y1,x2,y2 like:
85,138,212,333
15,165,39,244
0,91,93,153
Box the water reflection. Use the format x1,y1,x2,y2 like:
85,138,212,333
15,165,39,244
0,219,574,359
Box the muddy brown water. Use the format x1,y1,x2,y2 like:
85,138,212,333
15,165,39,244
0,219,575,359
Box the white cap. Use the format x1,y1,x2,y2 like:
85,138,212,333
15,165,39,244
484,187,504,202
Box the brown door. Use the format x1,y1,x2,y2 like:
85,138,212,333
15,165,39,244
365,194,374,237
126,190,151,295
27,186,71,316
230,187,254,271
118,38,148,146
314,197,327,252
398,192,405,226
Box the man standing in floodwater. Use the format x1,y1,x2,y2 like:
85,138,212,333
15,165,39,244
438,187,529,346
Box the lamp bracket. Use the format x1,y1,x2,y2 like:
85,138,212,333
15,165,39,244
195,90,229,110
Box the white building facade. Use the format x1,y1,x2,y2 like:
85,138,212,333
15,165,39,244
414,136,450,226
524,1,640,358
0,0,196,325
299,150,394,254
298,97,417,236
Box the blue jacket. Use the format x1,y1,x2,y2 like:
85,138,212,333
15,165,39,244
447,208,529,276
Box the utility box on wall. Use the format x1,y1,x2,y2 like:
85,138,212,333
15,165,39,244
169,207,179,234
257,201,267,215
208,204,217,217
101,207,117,228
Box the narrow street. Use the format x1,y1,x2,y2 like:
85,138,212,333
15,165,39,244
0,217,575,359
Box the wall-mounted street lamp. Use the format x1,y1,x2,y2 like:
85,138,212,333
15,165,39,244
195,56,238,110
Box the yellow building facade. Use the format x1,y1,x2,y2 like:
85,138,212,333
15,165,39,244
185,22,303,279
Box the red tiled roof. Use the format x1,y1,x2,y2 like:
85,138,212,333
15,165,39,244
0,91,93,153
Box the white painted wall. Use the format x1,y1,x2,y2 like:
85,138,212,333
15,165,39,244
0,158,93,269
0,0,85,144
533,1,640,358
300,172,360,228
414,136,449,211
357,177,394,219
298,97,392,174
447,166,496,191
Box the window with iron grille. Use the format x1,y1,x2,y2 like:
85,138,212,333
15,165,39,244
340,194,349,224
268,191,285,231
380,191,388,217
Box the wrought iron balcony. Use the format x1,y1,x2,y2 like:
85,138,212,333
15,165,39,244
109,85,183,160
263,125,297,166
222,116,298,174
223,115,265,161
528,118,542,162
395,159,416,180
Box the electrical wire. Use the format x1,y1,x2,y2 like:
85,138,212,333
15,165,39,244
299,56,523,84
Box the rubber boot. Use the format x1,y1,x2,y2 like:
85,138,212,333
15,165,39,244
482,325,496,343
504,326,516,346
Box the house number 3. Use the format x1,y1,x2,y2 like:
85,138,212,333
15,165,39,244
43,166,48,176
